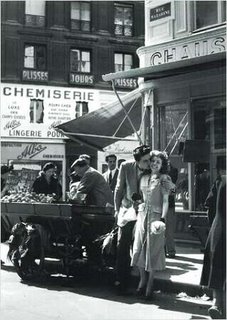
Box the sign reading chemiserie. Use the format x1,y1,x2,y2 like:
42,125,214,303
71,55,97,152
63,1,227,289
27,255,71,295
1,84,100,139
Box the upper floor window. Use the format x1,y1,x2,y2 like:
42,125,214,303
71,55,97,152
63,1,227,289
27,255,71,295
114,3,133,36
114,53,133,72
24,44,47,70
194,1,226,30
25,0,45,27
71,2,91,31
70,49,91,73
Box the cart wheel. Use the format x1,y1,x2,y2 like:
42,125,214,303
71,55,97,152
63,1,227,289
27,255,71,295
12,248,46,281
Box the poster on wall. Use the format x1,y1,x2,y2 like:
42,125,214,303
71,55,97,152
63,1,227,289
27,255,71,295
1,83,100,139
1,142,65,192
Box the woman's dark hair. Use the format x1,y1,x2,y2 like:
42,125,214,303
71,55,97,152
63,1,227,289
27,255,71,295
42,162,55,172
150,150,168,174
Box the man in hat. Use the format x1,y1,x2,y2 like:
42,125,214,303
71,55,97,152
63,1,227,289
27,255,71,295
69,158,113,207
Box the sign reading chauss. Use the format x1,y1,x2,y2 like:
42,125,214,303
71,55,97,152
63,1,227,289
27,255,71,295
150,3,171,22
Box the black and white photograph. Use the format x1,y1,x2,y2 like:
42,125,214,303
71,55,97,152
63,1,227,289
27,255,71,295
1,0,226,319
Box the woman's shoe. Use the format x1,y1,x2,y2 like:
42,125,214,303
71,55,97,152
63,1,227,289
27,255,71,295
144,288,154,301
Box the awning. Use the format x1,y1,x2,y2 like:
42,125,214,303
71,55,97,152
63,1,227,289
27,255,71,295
102,52,226,82
56,88,142,151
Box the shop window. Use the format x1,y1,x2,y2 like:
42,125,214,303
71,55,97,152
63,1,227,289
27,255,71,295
25,0,45,27
71,2,91,31
158,103,190,212
75,101,89,118
114,3,133,36
114,53,133,72
24,44,47,70
70,49,91,73
194,1,226,30
193,97,226,211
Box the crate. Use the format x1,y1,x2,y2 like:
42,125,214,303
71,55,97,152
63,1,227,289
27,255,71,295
1,202,8,213
34,203,61,216
59,204,72,217
6,203,35,215
71,205,111,215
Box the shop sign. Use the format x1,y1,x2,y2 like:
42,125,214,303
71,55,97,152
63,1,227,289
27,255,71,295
1,142,65,161
114,78,138,89
22,70,48,82
148,35,226,66
1,84,100,139
70,73,94,85
150,3,171,22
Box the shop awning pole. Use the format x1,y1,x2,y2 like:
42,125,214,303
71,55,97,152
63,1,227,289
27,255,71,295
113,97,139,137
164,111,188,152
111,81,143,145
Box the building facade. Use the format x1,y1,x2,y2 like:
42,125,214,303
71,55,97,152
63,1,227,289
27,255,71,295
1,1,145,195
103,0,226,242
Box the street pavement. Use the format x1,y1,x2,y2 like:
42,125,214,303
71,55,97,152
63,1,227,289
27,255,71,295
1,242,212,320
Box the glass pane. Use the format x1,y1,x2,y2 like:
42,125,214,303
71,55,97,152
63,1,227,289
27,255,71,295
25,45,34,57
71,19,80,30
81,21,90,31
25,0,45,16
115,64,123,72
159,104,189,212
36,46,46,70
81,61,90,73
70,50,80,72
124,7,133,25
214,108,226,149
71,2,80,19
114,53,123,64
81,2,90,21
81,51,90,62
124,54,132,67
24,56,34,68
124,26,132,36
115,24,123,35
114,6,123,25
196,1,218,28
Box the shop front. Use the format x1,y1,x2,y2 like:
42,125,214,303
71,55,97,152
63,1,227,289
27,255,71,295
101,25,226,245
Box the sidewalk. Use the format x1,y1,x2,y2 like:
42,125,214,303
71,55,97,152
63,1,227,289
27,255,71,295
151,243,210,296
1,242,210,297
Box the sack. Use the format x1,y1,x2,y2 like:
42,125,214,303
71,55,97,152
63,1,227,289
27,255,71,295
117,206,137,227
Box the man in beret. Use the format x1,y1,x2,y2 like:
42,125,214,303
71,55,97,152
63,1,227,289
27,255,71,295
69,159,113,207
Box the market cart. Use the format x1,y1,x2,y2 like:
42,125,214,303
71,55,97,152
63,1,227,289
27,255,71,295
1,202,115,280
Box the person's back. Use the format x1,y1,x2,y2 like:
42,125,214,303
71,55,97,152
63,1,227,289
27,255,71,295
70,159,113,207
82,167,113,206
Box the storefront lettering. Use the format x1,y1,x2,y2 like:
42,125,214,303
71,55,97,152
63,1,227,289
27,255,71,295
9,130,42,137
149,36,226,66
70,73,94,85
4,120,21,130
114,78,137,88
3,87,95,101
47,130,65,138
17,143,47,160
22,70,48,81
